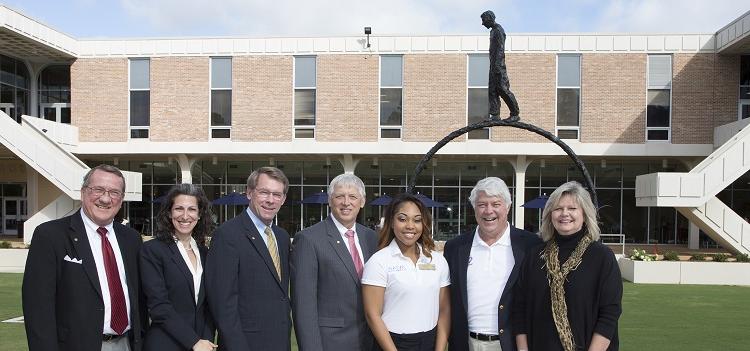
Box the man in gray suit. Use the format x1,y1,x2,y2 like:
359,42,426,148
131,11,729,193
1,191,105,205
291,174,378,351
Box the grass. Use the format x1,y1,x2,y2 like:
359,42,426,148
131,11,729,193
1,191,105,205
2,274,748,350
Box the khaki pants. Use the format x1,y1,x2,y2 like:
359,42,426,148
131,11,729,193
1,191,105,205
468,334,502,351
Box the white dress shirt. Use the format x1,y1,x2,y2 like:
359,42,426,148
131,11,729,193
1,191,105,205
361,240,450,334
80,211,132,335
330,215,365,265
467,224,514,335
246,207,280,257
175,237,203,304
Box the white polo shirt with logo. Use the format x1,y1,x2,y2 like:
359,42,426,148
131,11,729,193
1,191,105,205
361,239,450,334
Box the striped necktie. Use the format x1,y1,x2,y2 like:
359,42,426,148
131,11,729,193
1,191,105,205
264,226,281,279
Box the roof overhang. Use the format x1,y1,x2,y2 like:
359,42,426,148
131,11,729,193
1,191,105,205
0,6,76,63
716,10,750,54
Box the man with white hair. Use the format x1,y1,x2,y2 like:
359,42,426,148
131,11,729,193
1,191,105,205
291,173,378,351
444,177,541,351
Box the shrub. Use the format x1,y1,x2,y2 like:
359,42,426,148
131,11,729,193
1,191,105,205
662,251,680,261
711,253,730,262
0,241,11,248
690,253,706,261
630,249,654,261
736,253,750,262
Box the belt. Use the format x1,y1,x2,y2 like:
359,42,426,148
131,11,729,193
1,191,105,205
103,332,128,342
469,332,500,341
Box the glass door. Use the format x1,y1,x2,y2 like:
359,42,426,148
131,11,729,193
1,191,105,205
2,197,26,236
40,103,71,124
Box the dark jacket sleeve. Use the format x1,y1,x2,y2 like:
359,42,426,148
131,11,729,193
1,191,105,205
290,232,324,351
139,241,201,349
22,225,60,351
593,247,623,340
205,228,249,350
511,248,531,336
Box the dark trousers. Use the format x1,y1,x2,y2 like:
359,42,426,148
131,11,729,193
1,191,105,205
488,70,520,116
376,327,436,351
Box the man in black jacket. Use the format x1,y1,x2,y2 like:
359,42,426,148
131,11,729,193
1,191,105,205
23,164,146,351
444,177,541,351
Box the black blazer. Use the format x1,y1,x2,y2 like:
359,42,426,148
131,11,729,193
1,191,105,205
443,226,541,351
140,238,215,350
22,210,147,351
205,211,292,351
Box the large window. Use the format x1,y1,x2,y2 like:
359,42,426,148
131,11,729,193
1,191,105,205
0,54,30,123
211,58,232,138
39,65,71,124
647,55,672,141
556,54,581,139
294,56,316,139
740,55,750,120
129,58,150,138
380,55,403,139
467,54,490,139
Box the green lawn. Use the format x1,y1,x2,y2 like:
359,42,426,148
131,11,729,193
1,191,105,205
2,273,747,350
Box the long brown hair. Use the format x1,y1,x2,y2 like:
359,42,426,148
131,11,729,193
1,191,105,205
378,193,435,258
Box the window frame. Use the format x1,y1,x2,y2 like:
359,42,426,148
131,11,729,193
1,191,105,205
556,54,581,140
646,54,672,142
293,56,316,139
209,57,232,139
379,55,403,139
466,54,491,140
128,58,150,139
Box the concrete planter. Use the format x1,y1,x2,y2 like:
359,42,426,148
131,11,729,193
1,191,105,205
0,248,28,273
619,258,750,285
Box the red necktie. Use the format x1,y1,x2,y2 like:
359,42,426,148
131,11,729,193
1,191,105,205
344,229,364,278
97,227,128,335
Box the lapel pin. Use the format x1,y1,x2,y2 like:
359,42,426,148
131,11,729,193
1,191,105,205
74,238,78,242
252,237,256,240
336,240,341,244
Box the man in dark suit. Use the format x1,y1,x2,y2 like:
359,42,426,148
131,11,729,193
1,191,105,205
444,177,541,351
292,174,378,351
206,166,292,351
23,164,146,351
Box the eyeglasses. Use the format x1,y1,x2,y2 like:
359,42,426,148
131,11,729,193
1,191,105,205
85,186,124,199
254,189,284,201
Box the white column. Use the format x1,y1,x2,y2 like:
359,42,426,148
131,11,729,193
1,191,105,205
512,155,531,229
25,165,38,217
688,221,700,250
339,154,359,174
174,154,196,184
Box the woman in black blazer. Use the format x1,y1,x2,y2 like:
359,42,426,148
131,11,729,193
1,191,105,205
140,184,217,351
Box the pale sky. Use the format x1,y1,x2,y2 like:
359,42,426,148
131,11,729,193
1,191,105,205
6,0,750,39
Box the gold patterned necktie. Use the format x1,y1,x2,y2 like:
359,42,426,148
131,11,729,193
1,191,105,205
264,226,281,279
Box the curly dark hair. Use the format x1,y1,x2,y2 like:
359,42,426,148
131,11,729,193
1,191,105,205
378,193,435,258
154,184,215,247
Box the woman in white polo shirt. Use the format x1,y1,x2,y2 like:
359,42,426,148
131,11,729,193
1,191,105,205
362,193,451,351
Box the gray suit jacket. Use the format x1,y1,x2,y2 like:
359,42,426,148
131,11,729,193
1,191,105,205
291,216,378,351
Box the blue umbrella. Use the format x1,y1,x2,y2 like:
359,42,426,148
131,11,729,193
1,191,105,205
212,192,249,205
369,194,393,206
302,191,329,204
521,195,549,209
414,193,444,208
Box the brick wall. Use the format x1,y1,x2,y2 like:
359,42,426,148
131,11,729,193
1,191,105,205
403,54,467,142
71,58,128,142
232,56,293,141
581,54,646,143
316,55,379,141
672,53,739,144
150,57,209,141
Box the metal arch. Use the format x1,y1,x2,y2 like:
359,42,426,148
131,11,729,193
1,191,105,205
406,119,599,209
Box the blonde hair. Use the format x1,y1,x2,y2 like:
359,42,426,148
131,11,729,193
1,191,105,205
540,181,600,242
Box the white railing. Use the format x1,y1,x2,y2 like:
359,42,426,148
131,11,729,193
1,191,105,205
600,234,626,255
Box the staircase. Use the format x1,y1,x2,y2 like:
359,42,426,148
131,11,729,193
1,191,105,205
0,113,142,243
635,122,750,255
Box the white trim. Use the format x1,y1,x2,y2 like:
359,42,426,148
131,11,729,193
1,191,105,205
72,140,714,157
